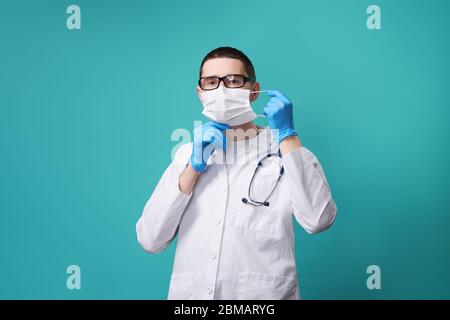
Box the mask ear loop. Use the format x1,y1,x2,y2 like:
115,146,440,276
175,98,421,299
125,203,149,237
249,90,269,118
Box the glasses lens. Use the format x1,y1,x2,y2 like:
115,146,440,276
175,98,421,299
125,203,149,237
224,75,245,88
200,77,219,90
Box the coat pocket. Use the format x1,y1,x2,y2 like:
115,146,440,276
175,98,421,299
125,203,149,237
230,176,281,233
167,272,194,300
236,271,299,300
229,158,283,233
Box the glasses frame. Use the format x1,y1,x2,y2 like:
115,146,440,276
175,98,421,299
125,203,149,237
198,74,256,90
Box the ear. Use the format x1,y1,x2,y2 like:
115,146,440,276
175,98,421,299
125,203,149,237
196,86,204,105
249,81,261,102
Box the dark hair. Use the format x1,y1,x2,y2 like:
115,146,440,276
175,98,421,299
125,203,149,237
199,47,256,79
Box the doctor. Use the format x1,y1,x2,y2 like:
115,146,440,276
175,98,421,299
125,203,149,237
136,47,337,300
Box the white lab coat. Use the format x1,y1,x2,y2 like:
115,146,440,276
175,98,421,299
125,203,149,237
136,127,337,300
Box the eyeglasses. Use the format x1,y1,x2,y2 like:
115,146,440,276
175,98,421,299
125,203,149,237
198,74,256,90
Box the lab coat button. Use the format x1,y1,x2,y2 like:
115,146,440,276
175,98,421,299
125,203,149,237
211,253,217,260
207,287,213,295
216,219,222,225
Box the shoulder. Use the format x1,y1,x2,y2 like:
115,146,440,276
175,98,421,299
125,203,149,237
299,146,314,157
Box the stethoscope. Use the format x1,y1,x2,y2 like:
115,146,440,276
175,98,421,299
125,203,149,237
241,150,284,207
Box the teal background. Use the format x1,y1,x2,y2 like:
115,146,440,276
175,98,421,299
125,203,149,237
1,0,449,299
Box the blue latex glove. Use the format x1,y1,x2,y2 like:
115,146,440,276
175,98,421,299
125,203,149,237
264,90,297,143
189,121,229,173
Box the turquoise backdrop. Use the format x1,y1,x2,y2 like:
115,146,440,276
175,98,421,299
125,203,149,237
1,0,449,299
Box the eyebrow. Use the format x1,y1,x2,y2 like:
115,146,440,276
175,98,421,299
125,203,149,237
200,73,248,78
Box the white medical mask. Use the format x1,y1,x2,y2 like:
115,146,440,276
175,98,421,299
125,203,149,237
201,86,266,126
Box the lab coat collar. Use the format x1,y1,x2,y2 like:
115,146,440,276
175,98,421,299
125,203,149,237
247,126,276,152
208,126,278,165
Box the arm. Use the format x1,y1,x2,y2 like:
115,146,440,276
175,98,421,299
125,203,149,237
136,144,193,253
281,142,337,234
136,121,229,253
264,90,337,234
178,120,228,195
280,135,302,154
179,164,200,195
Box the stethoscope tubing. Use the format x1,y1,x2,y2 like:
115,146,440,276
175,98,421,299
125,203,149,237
242,150,284,207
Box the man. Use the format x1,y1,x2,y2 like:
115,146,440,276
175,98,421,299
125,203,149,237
136,47,337,299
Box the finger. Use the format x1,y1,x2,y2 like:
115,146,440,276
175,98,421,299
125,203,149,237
204,128,220,145
268,98,284,108
203,133,214,144
203,128,218,143
211,130,226,150
208,121,230,132
264,101,278,115
267,90,290,104
263,106,274,117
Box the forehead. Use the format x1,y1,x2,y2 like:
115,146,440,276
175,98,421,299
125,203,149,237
201,57,247,77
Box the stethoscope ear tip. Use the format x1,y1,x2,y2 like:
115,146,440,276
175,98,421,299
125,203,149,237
263,202,270,206
242,198,248,204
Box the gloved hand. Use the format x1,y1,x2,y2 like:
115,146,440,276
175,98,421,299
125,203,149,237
189,121,229,173
264,90,297,143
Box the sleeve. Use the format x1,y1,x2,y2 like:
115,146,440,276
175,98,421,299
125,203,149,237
136,143,193,253
281,146,337,234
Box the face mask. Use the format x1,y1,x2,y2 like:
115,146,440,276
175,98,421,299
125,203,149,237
201,86,264,126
